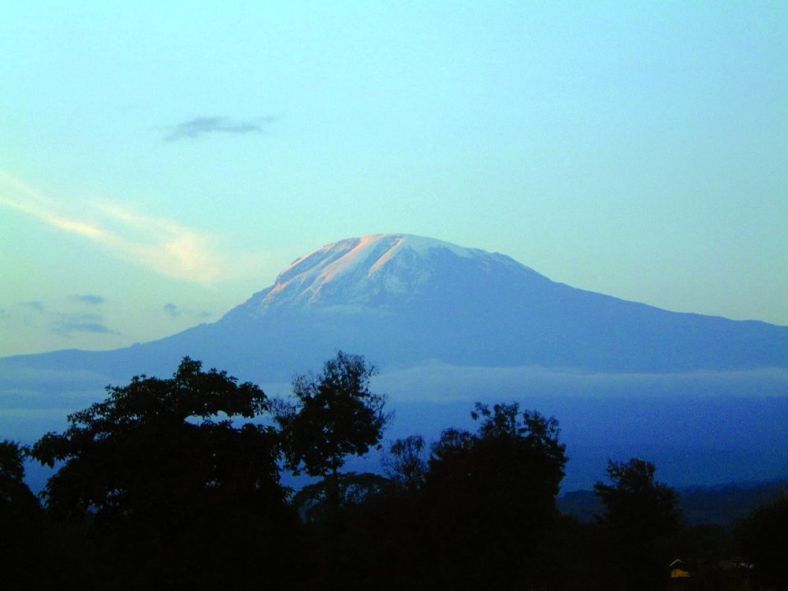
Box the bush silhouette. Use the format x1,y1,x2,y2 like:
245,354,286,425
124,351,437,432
32,357,301,590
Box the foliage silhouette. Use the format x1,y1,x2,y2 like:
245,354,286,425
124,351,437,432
1,440,48,589
0,440,37,509
595,458,682,591
384,435,428,493
292,470,390,523
276,351,388,478
736,493,788,589
276,351,388,515
32,357,301,590
275,351,388,587
421,402,567,589
9,351,773,590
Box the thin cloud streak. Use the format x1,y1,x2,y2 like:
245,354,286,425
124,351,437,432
71,294,105,305
51,319,116,336
18,301,46,312
161,303,213,320
92,201,227,283
0,173,108,240
0,171,263,284
164,116,279,142
163,303,180,318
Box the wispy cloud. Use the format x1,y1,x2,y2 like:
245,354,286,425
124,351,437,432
162,303,214,320
5,301,118,339
163,303,180,318
0,171,263,284
51,318,116,336
71,294,105,306
18,301,45,313
49,312,116,337
164,116,279,142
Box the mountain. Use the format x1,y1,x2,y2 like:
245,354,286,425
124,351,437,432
3,233,787,488
5,233,785,381
218,233,787,373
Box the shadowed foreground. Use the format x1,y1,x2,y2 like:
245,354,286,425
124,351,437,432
2,356,786,590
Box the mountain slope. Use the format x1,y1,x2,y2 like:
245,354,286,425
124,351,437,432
4,234,787,488
3,233,787,381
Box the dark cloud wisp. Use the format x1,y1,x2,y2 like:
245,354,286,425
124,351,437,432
51,319,116,336
164,116,279,142
50,312,117,337
163,303,212,320
18,301,45,312
71,294,105,305
163,303,180,318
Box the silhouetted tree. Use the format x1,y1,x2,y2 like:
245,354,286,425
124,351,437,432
275,351,388,587
32,358,300,590
1,440,47,589
736,493,788,589
0,440,37,509
292,471,390,523
323,436,430,590
384,435,427,493
422,403,567,589
594,458,681,591
276,351,388,511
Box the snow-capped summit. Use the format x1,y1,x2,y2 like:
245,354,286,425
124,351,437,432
208,233,787,375
237,233,532,312
4,234,786,488
8,233,785,384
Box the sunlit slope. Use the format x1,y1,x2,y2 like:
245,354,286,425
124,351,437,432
3,233,786,382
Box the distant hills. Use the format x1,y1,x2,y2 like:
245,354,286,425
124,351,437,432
560,479,788,525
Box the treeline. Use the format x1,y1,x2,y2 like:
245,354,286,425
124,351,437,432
561,479,788,526
1,354,786,590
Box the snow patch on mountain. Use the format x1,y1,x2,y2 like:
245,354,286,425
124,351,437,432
242,234,494,312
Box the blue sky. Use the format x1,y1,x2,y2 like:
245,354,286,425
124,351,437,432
1,1,786,356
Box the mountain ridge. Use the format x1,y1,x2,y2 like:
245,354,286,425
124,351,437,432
227,233,536,314
3,234,786,488
3,233,786,380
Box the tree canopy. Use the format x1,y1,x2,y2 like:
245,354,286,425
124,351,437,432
1,440,47,589
10,353,766,590
422,403,567,589
32,357,299,589
595,458,681,591
33,358,275,517
736,494,788,588
595,458,681,541
276,351,388,480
